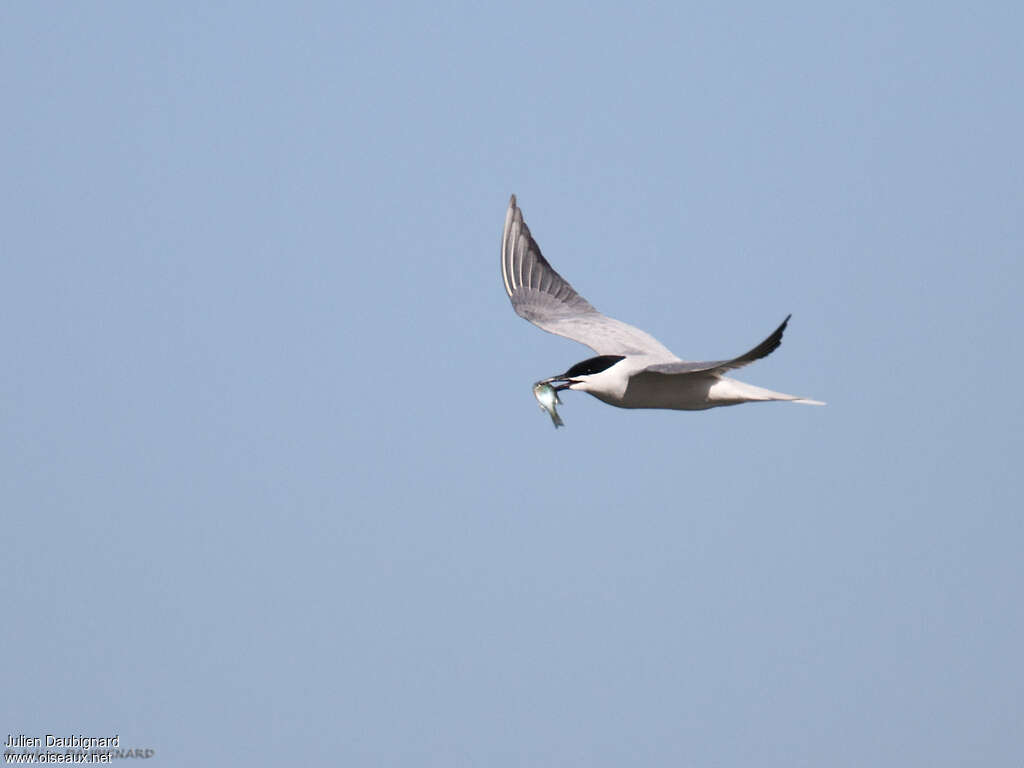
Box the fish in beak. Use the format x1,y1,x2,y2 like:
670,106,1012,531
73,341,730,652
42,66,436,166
532,378,574,428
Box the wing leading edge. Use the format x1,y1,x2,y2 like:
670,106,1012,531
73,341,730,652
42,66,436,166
642,315,792,377
501,195,676,358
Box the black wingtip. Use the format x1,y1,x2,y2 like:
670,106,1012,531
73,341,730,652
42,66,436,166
767,314,791,353
741,314,792,364
777,313,792,341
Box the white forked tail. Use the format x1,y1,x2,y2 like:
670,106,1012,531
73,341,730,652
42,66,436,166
711,378,826,406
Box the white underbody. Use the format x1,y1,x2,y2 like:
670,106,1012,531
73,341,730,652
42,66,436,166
568,356,823,410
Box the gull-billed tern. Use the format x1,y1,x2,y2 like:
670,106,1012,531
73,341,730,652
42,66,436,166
501,195,825,427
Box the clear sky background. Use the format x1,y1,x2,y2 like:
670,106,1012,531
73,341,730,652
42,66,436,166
3,3,1022,766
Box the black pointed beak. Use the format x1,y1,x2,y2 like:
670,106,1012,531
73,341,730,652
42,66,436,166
537,375,576,391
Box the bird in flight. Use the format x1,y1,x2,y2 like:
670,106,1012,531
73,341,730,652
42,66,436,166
500,195,824,427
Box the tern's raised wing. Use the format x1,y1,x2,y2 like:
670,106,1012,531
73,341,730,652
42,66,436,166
501,195,676,358
642,315,791,377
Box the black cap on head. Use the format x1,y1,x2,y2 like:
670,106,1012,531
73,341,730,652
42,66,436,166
562,355,626,378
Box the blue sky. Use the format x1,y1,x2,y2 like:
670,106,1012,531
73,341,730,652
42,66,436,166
2,2,1022,766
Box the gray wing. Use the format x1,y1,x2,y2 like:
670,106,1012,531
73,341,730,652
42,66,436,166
643,315,791,376
501,195,676,357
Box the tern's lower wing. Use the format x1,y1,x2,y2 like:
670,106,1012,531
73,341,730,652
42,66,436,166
501,195,677,358
642,315,792,377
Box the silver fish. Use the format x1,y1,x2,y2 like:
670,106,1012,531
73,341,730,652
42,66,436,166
532,381,565,428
